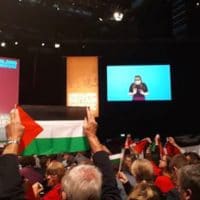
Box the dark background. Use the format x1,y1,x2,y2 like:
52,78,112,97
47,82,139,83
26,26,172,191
1,40,199,140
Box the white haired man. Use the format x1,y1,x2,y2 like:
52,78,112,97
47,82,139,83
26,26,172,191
62,164,102,200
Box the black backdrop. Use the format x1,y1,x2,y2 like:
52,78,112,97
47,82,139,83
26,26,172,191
0,40,200,140
98,41,200,139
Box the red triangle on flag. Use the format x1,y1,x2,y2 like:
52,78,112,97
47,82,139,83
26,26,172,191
134,139,149,154
165,141,181,157
17,106,43,154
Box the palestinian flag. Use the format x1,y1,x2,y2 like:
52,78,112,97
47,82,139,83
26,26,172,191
164,141,181,157
133,139,150,154
18,106,89,156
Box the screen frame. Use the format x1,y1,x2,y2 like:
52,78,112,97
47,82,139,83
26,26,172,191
106,64,173,102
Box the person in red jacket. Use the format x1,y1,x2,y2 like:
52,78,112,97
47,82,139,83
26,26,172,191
154,155,175,194
33,160,65,200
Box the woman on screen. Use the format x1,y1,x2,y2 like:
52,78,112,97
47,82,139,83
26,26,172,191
129,75,148,101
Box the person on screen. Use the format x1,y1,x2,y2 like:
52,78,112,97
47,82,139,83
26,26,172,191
129,75,148,101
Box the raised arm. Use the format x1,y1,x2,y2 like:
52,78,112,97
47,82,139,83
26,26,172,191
83,107,121,200
0,108,25,199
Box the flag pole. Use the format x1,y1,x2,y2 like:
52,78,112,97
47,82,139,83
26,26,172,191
118,147,125,172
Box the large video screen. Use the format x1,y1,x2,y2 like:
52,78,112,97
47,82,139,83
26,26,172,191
107,64,172,101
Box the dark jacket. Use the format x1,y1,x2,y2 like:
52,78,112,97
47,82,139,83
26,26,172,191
0,154,25,200
93,151,122,200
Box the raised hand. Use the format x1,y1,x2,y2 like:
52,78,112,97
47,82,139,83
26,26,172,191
3,107,25,155
83,107,97,138
6,108,24,141
83,107,102,153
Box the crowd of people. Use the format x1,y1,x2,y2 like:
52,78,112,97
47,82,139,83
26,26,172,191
0,107,200,200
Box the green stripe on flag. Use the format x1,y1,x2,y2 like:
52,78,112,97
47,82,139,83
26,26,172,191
109,153,122,165
22,136,89,156
110,158,121,165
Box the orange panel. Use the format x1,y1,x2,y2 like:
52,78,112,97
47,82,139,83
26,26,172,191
66,56,99,117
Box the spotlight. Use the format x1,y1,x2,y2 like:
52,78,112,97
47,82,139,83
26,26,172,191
113,11,124,21
54,43,60,48
196,2,200,6
14,41,19,45
41,42,45,47
1,42,6,47
120,133,125,137
53,3,60,11
98,17,103,22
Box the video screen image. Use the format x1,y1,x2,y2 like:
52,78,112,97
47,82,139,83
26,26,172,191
107,65,172,101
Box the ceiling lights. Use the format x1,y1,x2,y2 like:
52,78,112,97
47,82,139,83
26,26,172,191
113,11,124,21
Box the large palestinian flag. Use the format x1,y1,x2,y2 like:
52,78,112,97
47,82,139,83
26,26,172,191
17,106,89,155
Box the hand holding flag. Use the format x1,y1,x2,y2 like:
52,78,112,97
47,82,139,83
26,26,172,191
165,136,182,156
83,107,102,153
6,107,24,141
3,107,25,155
124,134,133,149
83,107,98,138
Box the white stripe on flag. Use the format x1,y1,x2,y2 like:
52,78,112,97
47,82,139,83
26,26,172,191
109,153,123,160
35,120,84,138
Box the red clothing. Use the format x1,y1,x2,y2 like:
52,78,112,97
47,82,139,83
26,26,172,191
155,175,175,193
43,184,62,200
151,161,161,176
25,182,37,200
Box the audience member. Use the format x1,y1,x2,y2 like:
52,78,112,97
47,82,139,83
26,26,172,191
62,164,102,200
1,106,200,200
184,152,200,165
33,160,65,200
177,164,200,200
128,180,160,200
131,159,154,183
19,155,44,185
166,154,189,200
0,108,25,199
155,155,175,194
